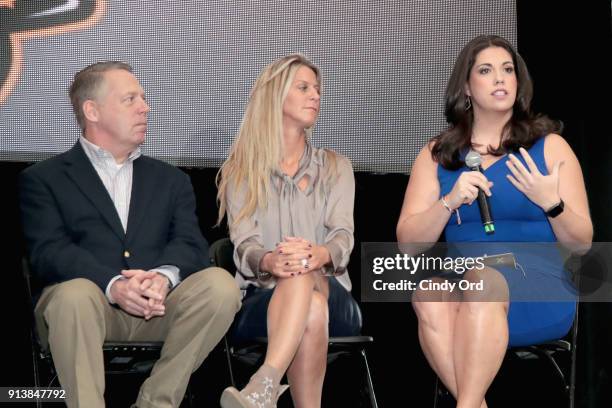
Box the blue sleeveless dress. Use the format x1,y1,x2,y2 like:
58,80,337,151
437,136,576,346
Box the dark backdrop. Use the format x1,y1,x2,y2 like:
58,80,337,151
1,1,610,407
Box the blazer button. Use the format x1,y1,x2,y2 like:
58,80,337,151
123,250,130,258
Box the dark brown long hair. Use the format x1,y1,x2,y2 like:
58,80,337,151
431,35,561,169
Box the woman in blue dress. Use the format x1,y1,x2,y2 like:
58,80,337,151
396,35,592,408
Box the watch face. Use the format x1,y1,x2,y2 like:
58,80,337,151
547,200,564,218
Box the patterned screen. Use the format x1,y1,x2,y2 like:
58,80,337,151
0,1,516,173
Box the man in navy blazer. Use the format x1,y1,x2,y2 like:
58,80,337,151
19,61,241,408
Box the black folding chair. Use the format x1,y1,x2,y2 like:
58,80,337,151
433,304,579,408
210,237,378,408
22,259,194,407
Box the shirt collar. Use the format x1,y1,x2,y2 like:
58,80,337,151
79,136,142,165
273,141,326,194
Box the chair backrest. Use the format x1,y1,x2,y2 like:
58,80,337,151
21,258,48,354
22,258,33,302
210,237,236,274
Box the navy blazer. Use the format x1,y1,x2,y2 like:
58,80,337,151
19,142,210,299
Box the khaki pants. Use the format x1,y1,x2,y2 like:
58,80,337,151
35,267,241,408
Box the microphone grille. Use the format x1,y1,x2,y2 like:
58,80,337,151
465,150,482,168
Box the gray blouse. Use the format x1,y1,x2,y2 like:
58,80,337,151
226,143,355,292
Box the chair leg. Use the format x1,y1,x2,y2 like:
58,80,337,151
525,346,568,389
223,336,236,388
360,349,378,408
566,340,576,408
433,376,440,408
569,343,577,408
568,304,579,408
30,331,44,408
433,376,454,408
31,345,41,387
32,358,43,408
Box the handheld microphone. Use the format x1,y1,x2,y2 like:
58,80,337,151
465,150,495,235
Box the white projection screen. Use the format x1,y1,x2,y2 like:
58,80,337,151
0,1,516,173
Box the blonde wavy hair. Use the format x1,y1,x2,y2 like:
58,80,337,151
216,54,322,226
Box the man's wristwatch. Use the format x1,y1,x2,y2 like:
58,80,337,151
545,199,564,218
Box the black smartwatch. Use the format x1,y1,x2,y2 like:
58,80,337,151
546,199,564,218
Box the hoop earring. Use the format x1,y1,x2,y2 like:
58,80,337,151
465,96,472,111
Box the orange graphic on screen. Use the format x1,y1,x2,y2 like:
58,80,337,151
0,0,106,105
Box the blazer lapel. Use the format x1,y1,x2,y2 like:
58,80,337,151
64,143,125,242
125,157,155,243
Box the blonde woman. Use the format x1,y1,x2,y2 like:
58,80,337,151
217,54,361,408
